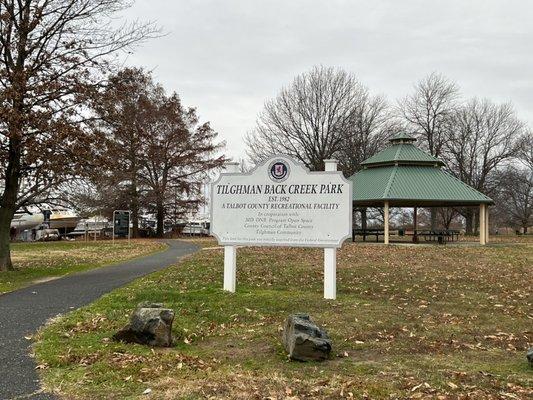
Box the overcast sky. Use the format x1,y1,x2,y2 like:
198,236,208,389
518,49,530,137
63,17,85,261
120,0,533,159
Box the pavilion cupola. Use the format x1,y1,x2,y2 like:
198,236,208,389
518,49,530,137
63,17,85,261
361,133,444,169
389,132,417,144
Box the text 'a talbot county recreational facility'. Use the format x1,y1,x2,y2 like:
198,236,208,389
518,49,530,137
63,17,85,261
210,156,352,248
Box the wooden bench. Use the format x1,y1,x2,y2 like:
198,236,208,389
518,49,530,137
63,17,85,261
352,228,385,242
420,230,460,244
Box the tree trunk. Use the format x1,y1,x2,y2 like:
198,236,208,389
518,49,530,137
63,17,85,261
156,200,164,238
413,207,419,243
464,208,474,235
129,140,140,238
430,208,437,230
524,226,528,234
443,208,453,230
361,208,367,230
130,179,139,238
131,203,139,238
0,207,15,271
1,83,24,271
1,132,22,271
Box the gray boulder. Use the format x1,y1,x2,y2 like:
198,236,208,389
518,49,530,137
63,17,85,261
282,313,331,361
527,348,533,367
113,303,174,347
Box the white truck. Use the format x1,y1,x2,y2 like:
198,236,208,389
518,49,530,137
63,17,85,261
182,220,210,236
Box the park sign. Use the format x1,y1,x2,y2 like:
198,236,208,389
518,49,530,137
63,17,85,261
211,156,352,247
210,156,352,299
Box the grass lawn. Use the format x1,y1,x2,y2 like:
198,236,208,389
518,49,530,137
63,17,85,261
0,240,166,294
35,237,532,399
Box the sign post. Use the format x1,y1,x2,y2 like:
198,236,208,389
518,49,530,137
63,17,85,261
211,156,352,299
323,159,339,299
222,162,240,292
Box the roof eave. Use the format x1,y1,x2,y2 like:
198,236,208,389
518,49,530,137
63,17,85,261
352,198,494,207
361,161,445,168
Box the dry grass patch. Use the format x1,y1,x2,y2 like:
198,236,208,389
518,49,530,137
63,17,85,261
35,237,532,399
1,240,166,293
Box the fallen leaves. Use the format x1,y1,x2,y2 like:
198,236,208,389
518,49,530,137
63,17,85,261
33,238,533,399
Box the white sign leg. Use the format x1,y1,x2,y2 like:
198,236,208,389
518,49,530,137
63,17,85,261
324,247,336,299
323,159,339,300
223,245,236,292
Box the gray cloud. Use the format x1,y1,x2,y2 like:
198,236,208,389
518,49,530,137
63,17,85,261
121,0,533,158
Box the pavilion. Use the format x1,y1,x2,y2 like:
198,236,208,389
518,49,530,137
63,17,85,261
348,133,494,245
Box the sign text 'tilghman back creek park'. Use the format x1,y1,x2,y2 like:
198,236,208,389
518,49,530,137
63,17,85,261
210,156,352,248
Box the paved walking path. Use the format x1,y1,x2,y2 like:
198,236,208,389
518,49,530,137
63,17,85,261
0,240,198,400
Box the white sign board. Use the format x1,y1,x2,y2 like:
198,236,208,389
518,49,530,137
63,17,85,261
211,156,352,248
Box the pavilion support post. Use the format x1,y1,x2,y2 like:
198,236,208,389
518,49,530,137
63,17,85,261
479,204,486,245
485,205,490,244
384,201,390,244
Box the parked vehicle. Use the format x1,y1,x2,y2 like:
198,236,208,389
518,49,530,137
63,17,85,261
67,216,110,238
182,220,210,236
36,228,60,241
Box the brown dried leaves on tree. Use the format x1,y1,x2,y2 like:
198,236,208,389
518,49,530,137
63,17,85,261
84,68,226,237
0,0,158,270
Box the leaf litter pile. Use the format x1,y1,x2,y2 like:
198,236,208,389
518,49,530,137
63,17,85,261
34,237,532,399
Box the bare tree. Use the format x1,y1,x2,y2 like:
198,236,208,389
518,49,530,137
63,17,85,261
399,72,459,229
336,93,397,177
0,0,157,270
445,98,524,234
436,207,460,230
237,158,253,173
246,65,377,172
496,131,533,233
495,167,533,234
399,72,459,157
518,131,533,170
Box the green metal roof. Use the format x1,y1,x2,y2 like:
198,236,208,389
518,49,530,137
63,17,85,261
390,132,417,143
361,141,444,167
349,165,494,206
350,133,494,206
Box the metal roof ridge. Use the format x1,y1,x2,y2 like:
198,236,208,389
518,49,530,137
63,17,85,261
393,143,403,161
382,165,398,199
440,169,494,202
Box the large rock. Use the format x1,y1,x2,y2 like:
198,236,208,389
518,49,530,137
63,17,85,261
113,303,174,347
527,348,533,367
282,313,332,361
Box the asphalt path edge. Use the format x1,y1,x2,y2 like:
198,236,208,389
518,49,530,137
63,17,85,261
0,240,199,400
